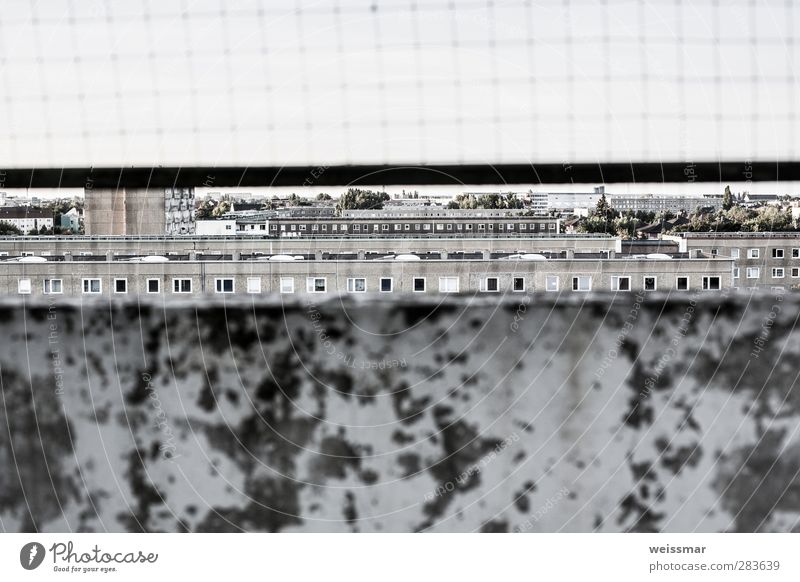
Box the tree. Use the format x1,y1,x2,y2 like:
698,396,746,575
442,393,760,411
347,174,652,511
212,200,231,217
722,185,734,211
335,188,390,215
195,200,216,220
316,193,332,201
594,193,615,219
0,222,21,235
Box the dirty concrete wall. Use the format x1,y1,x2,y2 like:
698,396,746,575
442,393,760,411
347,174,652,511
0,292,798,532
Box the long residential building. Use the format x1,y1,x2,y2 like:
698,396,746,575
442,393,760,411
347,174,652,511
671,232,800,291
264,214,560,237
0,206,54,233
0,251,730,297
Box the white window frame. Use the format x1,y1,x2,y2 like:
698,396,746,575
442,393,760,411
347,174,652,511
733,267,740,279
512,277,525,292
412,277,426,293
307,277,327,293
545,275,559,292
793,248,800,259
748,248,760,259
703,276,721,290
792,267,800,278
279,277,295,294
643,276,658,291
215,278,235,294
379,277,393,292
746,267,760,279
43,279,63,295
439,277,459,293
483,277,500,292
611,276,631,291
772,267,785,279
173,278,192,294
731,248,740,259
676,276,689,290
146,278,161,294
18,278,32,294
572,276,592,292
347,278,367,293
246,277,261,294
772,248,784,259
82,278,102,294
114,278,127,294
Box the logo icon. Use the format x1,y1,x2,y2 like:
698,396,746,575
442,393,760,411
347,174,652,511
20,542,46,570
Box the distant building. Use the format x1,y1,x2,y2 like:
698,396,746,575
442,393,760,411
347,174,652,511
85,187,195,235
741,193,780,207
60,207,83,232
609,194,722,213
196,219,237,235
546,191,603,212
0,206,53,233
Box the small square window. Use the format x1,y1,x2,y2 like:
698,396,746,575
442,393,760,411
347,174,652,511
380,278,393,292
731,249,740,259
747,267,760,279
439,277,459,293
246,277,261,293
703,276,721,290
147,279,160,294
545,276,559,292
772,248,784,259
114,279,127,294
572,276,591,292
173,279,192,293
748,249,760,259
793,249,800,259
772,268,785,278
18,278,31,294
513,277,525,292
215,278,234,293
611,276,631,291
347,278,366,293
413,277,426,292
83,278,102,294
485,277,499,292
676,276,689,290
307,277,326,293
792,267,800,278
43,279,63,294
279,277,294,293
643,276,657,291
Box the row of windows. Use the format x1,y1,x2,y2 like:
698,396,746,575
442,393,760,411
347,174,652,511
275,222,556,232
14,275,722,294
711,248,800,259
733,266,800,279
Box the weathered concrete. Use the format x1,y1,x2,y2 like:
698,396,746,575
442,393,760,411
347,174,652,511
0,293,797,532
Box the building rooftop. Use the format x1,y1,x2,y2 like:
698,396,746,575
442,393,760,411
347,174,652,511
0,206,53,219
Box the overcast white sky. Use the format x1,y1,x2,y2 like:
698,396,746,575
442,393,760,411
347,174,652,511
0,0,796,169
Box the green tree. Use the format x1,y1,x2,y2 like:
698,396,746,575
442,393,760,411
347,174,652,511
335,188,390,215
722,185,734,211
0,222,22,235
212,200,231,217
594,193,617,220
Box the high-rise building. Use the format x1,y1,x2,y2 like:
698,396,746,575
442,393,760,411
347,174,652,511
84,187,195,235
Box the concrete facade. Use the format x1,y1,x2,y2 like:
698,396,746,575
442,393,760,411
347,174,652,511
85,188,194,235
677,233,800,290
0,234,620,257
0,255,731,297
